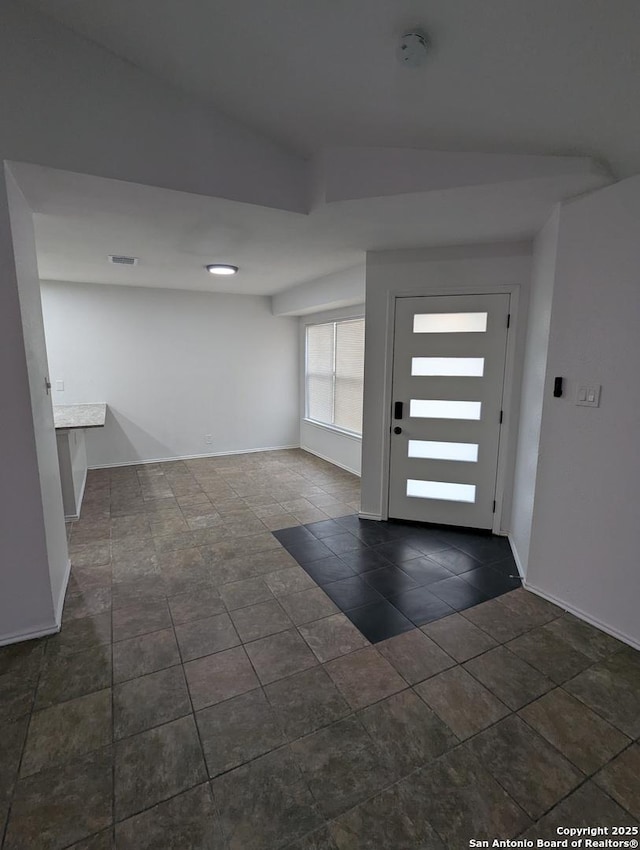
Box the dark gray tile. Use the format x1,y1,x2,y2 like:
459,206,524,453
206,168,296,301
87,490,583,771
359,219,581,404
422,612,498,662
114,666,191,739
113,628,181,683
377,629,455,684
279,587,340,625
464,646,554,710
324,647,407,709
245,629,318,685
519,688,630,774
521,781,639,842
349,603,415,646
196,688,286,777
230,599,293,643
362,565,419,598
359,689,456,779
265,667,351,740
565,651,640,737
385,587,455,627
507,626,592,683
116,783,224,849
212,747,322,850
594,744,640,819
399,746,531,845
4,748,113,850
167,588,226,625
36,644,111,708
291,716,390,817
175,613,240,661
21,689,112,777
467,715,582,819
426,547,481,575
112,600,172,642
321,533,364,556
303,556,357,585
112,575,167,610
220,576,274,610
415,666,509,740
322,576,383,610
115,715,207,821
184,645,259,709
329,782,444,850
299,613,369,662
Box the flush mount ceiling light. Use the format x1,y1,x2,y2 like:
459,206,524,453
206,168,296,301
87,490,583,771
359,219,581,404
206,263,239,275
396,30,430,68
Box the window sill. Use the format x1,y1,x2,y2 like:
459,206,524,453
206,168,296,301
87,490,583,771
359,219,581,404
302,419,362,441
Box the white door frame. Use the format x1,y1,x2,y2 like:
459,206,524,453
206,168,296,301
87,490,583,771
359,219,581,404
376,283,521,535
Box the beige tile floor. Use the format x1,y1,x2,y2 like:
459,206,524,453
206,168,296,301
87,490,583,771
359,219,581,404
0,449,638,849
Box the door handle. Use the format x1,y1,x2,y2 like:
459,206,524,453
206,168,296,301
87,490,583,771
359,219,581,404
393,426,402,435
394,401,403,420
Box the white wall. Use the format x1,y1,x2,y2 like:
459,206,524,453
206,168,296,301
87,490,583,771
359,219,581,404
526,177,640,648
510,209,560,576
273,266,365,317
41,282,299,467
361,243,532,523
299,305,365,476
1,167,67,644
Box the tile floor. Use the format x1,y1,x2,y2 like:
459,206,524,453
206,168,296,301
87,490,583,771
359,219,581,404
0,449,638,849
273,516,521,643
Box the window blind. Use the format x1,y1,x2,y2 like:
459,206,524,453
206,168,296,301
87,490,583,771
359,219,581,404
306,318,365,435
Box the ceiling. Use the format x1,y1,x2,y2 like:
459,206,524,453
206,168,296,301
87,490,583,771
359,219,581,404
13,162,606,295
25,0,640,176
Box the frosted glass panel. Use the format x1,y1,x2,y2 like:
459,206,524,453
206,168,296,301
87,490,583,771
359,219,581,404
408,440,479,462
410,399,482,420
411,357,485,377
413,312,487,333
407,479,477,503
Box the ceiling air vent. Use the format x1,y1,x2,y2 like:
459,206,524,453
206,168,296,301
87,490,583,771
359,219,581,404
108,255,138,266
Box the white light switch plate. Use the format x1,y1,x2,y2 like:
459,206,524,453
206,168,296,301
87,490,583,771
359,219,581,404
56,380,64,392
576,384,601,407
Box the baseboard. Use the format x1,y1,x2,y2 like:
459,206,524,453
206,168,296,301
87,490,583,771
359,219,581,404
358,512,383,521
506,533,526,580
88,444,300,470
299,445,361,477
0,618,61,647
53,557,72,630
522,580,640,652
75,466,88,518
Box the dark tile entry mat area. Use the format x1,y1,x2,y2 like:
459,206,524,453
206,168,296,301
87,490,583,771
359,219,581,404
273,515,522,643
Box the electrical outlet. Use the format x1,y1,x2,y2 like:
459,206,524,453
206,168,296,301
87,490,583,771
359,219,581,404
205,434,213,445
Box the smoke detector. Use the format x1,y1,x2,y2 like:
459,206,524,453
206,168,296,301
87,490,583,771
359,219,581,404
396,31,429,69
108,254,138,266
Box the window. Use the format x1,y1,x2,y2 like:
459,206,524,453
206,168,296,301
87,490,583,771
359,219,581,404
305,318,365,435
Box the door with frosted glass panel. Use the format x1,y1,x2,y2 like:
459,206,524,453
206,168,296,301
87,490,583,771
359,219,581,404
388,294,510,529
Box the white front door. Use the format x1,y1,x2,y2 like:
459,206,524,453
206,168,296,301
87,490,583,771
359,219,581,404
388,293,510,529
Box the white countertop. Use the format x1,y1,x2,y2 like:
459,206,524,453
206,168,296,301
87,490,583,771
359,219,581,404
53,403,107,430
